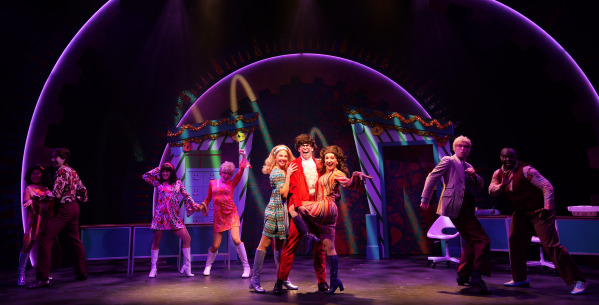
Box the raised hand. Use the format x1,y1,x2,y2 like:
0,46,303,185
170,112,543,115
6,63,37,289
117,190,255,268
239,149,251,168
286,163,298,176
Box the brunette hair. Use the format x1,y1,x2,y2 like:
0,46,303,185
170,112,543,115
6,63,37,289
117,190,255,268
318,145,349,176
25,165,47,186
159,163,177,184
52,147,70,165
294,134,317,150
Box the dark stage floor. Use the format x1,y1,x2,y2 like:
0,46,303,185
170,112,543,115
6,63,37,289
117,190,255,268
2,253,596,305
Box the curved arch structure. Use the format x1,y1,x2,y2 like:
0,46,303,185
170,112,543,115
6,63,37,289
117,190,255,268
21,0,599,249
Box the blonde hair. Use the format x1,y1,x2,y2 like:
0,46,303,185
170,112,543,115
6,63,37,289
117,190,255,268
262,145,295,174
452,135,472,151
220,161,235,175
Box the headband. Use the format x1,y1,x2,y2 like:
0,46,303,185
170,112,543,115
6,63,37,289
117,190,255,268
274,146,286,155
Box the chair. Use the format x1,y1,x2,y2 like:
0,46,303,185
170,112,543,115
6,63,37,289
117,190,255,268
427,216,460,268
526,236,555,269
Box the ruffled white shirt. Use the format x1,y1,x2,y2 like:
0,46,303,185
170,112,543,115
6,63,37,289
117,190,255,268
302,157,318,196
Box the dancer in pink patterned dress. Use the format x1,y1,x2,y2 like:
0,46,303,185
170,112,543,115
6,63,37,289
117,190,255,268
143,162,205,278
201,149,252,278
300,145,371,294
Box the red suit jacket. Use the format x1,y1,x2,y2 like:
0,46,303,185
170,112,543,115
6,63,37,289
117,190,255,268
289,156,321,208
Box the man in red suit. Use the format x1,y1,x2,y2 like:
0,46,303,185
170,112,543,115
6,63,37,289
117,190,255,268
273,134,328,294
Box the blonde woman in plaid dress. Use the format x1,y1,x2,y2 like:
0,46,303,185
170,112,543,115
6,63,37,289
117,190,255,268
249,145,298,293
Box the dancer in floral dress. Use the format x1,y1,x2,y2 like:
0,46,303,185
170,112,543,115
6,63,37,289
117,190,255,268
18,165,53,286
249,145,298,293
201,149,252,278
143,162,205,278
300,145,371,294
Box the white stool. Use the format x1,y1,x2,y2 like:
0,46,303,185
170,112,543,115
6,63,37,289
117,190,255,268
427,216,460,268
526,236,555,269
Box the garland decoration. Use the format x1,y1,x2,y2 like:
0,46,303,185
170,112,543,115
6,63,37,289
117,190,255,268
345,107,452,130
167,114,259,137
348,118,452,145
169,126,257,147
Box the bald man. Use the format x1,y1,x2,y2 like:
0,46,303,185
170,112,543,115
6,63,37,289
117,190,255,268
489,147,587,295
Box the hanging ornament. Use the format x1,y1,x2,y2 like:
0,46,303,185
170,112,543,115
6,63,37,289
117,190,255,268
183,141,193,152
233,131,246,142
370,125,384,136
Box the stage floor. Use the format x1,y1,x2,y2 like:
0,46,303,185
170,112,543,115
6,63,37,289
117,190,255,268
2,254,596,305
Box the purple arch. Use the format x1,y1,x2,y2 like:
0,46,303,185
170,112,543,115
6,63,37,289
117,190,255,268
22,0,599,222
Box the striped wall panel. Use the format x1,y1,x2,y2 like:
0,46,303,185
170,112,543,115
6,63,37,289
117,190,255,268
351,123,452,259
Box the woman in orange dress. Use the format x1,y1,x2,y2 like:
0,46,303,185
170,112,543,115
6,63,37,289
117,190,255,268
300,145,371,294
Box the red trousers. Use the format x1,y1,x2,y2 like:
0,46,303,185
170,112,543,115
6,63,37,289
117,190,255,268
450,193,491,278
36,202,87,280
277,215,327,283
509,210,584,285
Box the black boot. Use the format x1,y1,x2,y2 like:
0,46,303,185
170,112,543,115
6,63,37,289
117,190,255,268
292,216,320,254
325,255,344,294
469,271,489,294
456,275,470,286
273,279,284,295
274,250,298,290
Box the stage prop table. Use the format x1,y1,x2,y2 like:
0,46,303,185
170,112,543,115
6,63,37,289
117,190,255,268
81,223,231,275
476,215,599,255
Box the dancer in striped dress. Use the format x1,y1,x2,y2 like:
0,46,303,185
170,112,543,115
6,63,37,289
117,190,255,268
300,145,371,294
249,145,298,293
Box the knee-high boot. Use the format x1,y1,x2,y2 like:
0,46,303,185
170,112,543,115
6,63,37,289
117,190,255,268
235,243,251,278
18,252,29,286
274,250,298,290
250,249,266,293
292,215,320,254
180,247,194,277
325,255,344,294
203,249,217,276
149,249,159,278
